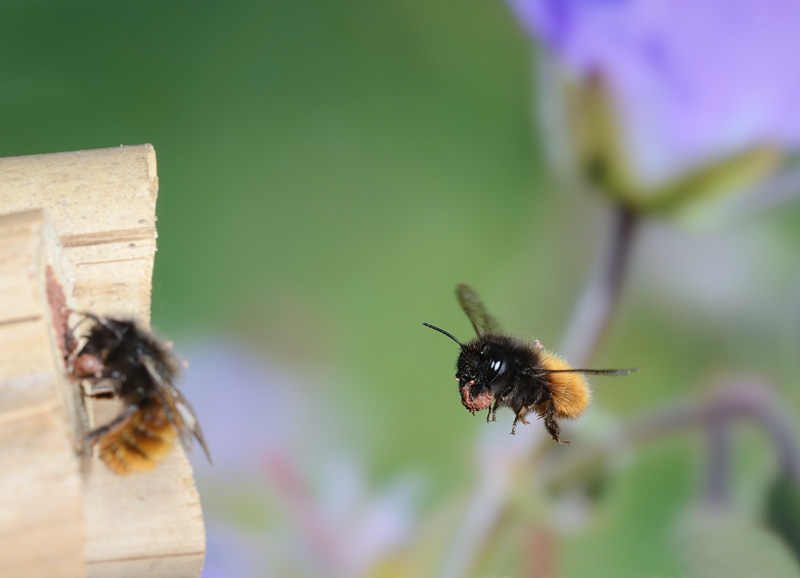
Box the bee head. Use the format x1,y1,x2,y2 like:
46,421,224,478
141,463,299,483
423,323,508,412
456,341,511,413
456,341,507,389
78,316,135,360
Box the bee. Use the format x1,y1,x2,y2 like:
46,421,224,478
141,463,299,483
66,313,211,475
424,284,636,443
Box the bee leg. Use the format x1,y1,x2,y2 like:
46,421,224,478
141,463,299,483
487,398,499,423
510,408,530,435
78,370,125,398
542,403,569,445
77,367,125,384
83,381,117,397
85,404,137,443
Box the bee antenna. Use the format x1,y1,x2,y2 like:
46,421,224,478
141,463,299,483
422,322,465,349
65,311,108,348
539,368,639,376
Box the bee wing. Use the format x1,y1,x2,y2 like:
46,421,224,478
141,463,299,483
140,354,213,463
173,393,213,464
456,283,502,336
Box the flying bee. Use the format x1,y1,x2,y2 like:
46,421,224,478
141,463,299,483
423,283,637,443
66,313,211,475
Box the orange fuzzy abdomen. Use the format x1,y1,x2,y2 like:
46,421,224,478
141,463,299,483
95,402,179,475
534,350,591,419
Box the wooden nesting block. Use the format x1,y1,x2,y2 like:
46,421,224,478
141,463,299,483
0,145,205,577
0,209,84,578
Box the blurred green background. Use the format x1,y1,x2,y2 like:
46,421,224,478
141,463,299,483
4,1,800,576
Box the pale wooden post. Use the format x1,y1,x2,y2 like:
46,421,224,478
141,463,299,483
0,209,85,578
0,145,206,577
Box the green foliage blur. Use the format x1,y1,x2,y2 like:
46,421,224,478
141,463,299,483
3,0,548,481
4,2,800,576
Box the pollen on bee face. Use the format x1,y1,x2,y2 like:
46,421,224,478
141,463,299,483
72,353,103,378
460,381,494,413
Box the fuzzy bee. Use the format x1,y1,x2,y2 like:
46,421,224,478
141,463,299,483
424,284,636,443
67,313,211,474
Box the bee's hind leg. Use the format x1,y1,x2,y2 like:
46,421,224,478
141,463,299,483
83,381,117,397
85,404,137,443
542,403,569,445
510,407,530,435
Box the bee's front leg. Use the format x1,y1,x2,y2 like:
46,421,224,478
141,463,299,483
487,398,500,423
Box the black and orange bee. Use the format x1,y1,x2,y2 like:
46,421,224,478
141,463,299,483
424,284,636,443
67,313,211,475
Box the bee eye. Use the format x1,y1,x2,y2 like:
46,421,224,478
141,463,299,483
487,357,504,380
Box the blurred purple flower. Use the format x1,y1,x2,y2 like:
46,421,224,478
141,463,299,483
508,0,800,189
181,340,420,577
201,524,269,578
182,341,323,470
264,453,420,577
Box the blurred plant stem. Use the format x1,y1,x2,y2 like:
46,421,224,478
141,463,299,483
704,401,733,508
438,203,640,578
542,381,800,495
526,526,556,578
559,203,639,366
